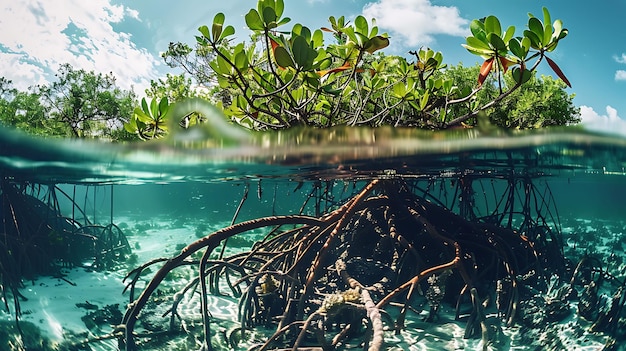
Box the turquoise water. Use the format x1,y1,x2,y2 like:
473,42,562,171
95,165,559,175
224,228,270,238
1,125,626,350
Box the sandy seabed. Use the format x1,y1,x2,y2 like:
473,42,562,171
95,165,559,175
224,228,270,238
2,215,622,351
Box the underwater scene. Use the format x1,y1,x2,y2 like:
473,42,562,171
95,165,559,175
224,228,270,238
1,125,626,351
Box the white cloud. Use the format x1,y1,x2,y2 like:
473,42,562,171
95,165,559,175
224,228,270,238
613,54,626,81
125,8,140,21
615,70,626,81
362,0,469,47
614,53,626,64
0,0,160,92
0,52,48,91
580,105,626,136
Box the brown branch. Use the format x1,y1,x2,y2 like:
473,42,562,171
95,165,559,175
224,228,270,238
336,259,384,351
297,179,380,319
121,215,323,351
375,252,460,309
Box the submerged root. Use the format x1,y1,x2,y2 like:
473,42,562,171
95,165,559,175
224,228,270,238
118,178,563,350
0,179,130,347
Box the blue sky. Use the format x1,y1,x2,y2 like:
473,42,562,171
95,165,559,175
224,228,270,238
2,0,626,134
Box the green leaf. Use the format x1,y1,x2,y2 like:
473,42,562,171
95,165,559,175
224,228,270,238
275,0,284,18
434,52,443,66
328,16,337,28
304,72,320,88
235,50,249,70
528,17,544,45
291,23,303,36
296,26,312,42
342,27,359,45
158,97,169,116
372,77,384,90
195,35,207,46
216,55,232,75
292,35,315,69
421,48,434,61
370,25,378,38
276,17,291,27
208,60,221,76
355,32,370,47
336,15,345,28
542,7,552,33
392,82,407,99
419,92,429,110
141,97,149,114
465,36,492,52
312,29,324,48
487,33,506,52
484,16,501,35
545,41,559,52
245,9,264,30
521,37,532,53
322,84,342,96
150,98,158,118
523,29,541,49
462,41,493,58
512,66,532,84
316,52,332,70
462,45,489,58
470,19,485,37
543,13,553,45
262,7,277,26
124,119,138,133
290,86,305,101
216,76,230,89
508,38,527,59
220,25,235,41
212,13,225,41
134,108,152,124
363,36,389,54
274,46,295,68
439,108,447,122
198,25,210,40
233,42,245,55
257,0,267,17
503,25,516,43
355,15,368,36
442,79,453,94
424,57,440,71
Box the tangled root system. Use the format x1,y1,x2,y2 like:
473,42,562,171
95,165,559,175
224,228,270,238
120,178,563,350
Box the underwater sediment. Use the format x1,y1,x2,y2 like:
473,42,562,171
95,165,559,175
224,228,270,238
113,172,626,351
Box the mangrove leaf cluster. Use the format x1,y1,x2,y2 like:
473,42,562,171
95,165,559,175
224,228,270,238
157,0,578,132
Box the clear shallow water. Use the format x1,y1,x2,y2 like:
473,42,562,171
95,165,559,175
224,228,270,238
1,125,626,351
3,124,626,184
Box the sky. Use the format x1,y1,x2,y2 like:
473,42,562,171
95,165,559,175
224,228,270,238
2,0,626,135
